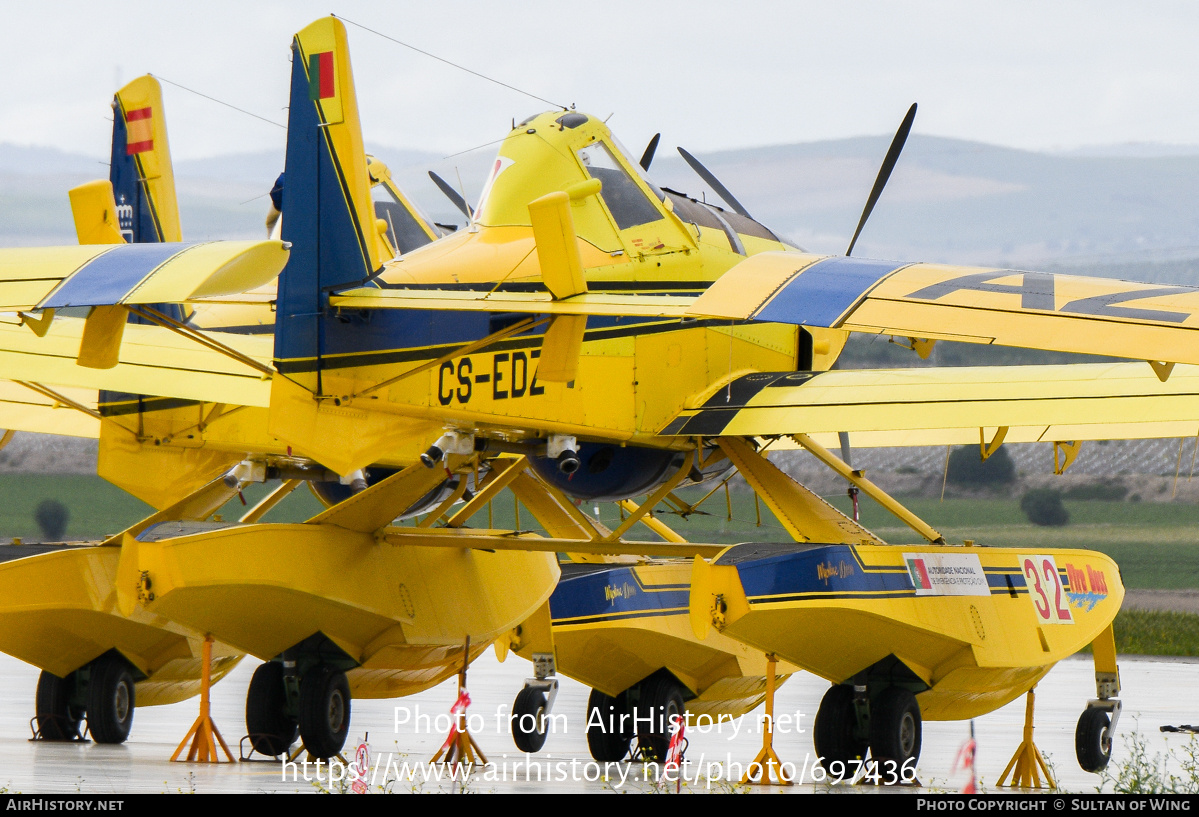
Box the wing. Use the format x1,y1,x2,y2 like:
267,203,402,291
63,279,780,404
0,241,287,311
0,316,272,407
687,253,1199,365
0,382,99,438
329,286,692,318
660,362,1199,445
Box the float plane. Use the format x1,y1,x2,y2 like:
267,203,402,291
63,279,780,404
0,16,1193,772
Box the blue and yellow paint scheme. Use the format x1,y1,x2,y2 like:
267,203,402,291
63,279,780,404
2,16,1199,486
690,541,1122,722
512,558,800,720
0,15,1167,762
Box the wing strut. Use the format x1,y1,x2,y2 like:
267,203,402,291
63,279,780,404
126,305,274,378
792,432,944,544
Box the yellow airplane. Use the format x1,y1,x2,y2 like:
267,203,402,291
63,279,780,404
0,16,1192,771
0,71,464,749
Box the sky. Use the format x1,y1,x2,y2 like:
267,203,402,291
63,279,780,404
4,1,1199,162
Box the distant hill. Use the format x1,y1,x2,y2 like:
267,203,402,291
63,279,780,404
4,134,1199,276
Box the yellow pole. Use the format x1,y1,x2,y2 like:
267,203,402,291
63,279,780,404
171,634,233,763
741,654,792,786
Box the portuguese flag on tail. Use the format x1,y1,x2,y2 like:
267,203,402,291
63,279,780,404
125,106,153,155
309,52,335,100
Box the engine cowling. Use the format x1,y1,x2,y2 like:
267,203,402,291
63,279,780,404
529,442,732,502
309,467,471,520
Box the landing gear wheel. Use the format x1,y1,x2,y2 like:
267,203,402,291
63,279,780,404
638,677,685,762
511,687,549,753
813,684,868,770
86,654,134,744
298,665,350,759
869,687,921,766
586,688,630,762
35,671,82,740
246,662,298,757
1076,707,1113,772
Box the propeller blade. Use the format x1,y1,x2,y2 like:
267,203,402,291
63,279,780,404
838,431,854,468
845,102,917,257
677,147,753,219
639,133,661,171
428,171,474,219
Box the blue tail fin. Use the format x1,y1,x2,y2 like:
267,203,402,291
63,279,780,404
275,17,387,391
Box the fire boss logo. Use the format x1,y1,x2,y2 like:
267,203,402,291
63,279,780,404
1064,562,1109,612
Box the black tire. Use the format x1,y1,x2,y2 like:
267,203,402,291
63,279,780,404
246,662,298,757
637,677,685,762
813,684,868,770
86,654,135,744
511,687,549,753
869,687,922,766
586,688,630,762
298,665,351,759
36,670,82,740
1076,707,1113,773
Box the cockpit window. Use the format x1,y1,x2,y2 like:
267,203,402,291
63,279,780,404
577,142,663,230
610,134,667,202
371,184,436,256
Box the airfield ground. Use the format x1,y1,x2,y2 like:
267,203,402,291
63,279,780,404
2,451,1198,793
0,649,1191,794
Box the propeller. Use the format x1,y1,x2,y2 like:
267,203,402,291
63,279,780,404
639,133,661,171
834,103,917,521
845,102,917,257
428,170,474,220
676,147,753,219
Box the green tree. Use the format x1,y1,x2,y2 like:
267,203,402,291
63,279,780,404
946,445,1016,487
34,499,69,540
1020,488,1069,527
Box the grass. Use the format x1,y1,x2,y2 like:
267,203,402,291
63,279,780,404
628,490,1199,590
0,474,324,541
7,473,1199,590
1110,610,1199,657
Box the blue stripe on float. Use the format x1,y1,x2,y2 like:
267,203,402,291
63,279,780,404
753,256,907,327
39,243,195,308
548,567,690,621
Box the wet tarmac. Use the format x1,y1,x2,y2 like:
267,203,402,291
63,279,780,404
0,651,1192,794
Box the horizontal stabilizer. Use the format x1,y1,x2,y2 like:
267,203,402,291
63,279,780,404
68,180,124,245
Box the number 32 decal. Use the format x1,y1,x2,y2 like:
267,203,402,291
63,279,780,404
1021,554,1074,624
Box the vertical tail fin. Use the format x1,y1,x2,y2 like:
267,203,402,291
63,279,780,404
275,17,388,390
110,75,181,243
